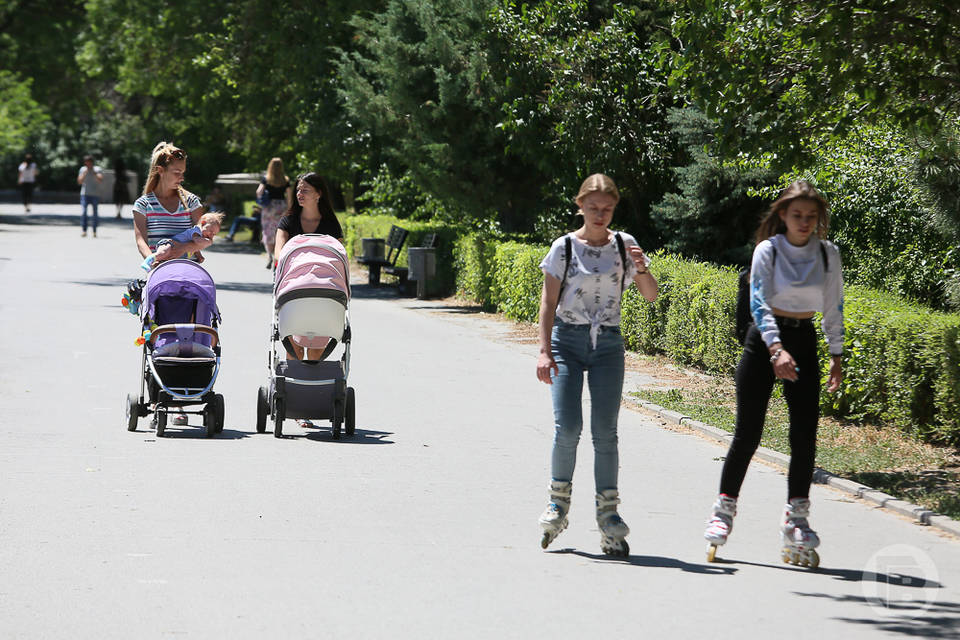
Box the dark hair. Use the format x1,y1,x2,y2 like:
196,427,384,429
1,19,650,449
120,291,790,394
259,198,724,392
24,153,34,163
83,155,93,163
285,172,337,221
755,180,829,245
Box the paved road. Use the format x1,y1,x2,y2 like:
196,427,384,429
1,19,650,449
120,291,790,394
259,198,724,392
1,204,959,639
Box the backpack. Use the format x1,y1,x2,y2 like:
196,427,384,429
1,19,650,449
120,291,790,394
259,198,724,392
734,240,828,345
557,233,629,307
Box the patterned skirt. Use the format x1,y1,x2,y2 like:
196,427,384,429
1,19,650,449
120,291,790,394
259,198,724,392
260,200,286,250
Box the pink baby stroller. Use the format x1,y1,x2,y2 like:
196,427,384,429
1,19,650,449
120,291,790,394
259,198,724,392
257,234,355,438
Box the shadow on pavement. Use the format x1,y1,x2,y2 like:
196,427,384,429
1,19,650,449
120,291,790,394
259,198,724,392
408,304,483,314
261,427,395,444
349,283,407,300
550,548,737,575
141,428,251,440
795,592,960,638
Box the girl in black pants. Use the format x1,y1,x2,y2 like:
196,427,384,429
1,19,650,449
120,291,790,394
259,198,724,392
704,181,844,568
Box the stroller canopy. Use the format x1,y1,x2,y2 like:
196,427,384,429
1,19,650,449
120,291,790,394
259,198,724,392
274,234,350,308
143,259,220,326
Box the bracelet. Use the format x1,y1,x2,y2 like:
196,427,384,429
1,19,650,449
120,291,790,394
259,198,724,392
769,348,783,364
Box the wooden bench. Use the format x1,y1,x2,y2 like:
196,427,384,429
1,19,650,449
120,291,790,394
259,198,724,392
357,225,408,286
385,233,437,290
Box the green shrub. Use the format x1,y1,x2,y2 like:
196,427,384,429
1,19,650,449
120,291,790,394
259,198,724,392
342,213,466,295
490,241,549,322
453,233,498,309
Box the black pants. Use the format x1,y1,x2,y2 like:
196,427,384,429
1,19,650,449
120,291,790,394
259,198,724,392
20,182,34,206
719,320,820,500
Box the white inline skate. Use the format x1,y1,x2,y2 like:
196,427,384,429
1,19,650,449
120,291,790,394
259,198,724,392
704,494,737,562
596,489,630,557
539,480,572,549
780,497,820,569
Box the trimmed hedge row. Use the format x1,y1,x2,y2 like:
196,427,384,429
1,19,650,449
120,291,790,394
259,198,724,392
348,214,960,445
341,214,464,296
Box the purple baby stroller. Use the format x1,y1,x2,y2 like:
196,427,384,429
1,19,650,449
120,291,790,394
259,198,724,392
125,259,224,437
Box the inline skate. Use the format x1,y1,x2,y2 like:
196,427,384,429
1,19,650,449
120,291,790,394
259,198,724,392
539,481,571,549
704,494,737,562
596,489,630,557
780,497,820,569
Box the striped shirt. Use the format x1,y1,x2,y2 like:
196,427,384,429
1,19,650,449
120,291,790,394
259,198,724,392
133,191,202,250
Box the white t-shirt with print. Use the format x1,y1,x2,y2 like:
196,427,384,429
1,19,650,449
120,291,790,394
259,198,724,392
540,231,643,345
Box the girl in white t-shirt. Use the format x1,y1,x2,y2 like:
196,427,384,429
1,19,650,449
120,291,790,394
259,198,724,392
535,173,658,556
17,153,37,213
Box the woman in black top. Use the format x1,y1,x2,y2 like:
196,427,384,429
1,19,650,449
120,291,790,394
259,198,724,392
274,172,343,261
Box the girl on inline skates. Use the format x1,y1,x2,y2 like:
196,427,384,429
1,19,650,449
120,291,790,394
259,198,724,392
704,180,845,568
535,174,658,556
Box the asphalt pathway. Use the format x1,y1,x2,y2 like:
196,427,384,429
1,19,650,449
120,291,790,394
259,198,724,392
1,204,958,639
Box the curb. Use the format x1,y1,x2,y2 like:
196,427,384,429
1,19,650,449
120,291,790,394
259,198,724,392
630,397,960,540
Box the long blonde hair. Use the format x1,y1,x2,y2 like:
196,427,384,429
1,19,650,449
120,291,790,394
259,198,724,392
265,157,288,187
142,141,194,209
574,173,620,207
755,180,829,245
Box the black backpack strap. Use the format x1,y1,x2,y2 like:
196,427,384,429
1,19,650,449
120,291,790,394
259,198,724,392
614,232,627,292
819,240,829,272
557,235,572,307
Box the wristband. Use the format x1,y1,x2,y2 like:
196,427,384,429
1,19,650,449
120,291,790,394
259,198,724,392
769,348,783,364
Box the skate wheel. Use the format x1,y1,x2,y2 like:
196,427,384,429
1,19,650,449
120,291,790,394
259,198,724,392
808,550,820,569
781,548,792,564
706,544,718,563
620,540,630,557
541,532,551,549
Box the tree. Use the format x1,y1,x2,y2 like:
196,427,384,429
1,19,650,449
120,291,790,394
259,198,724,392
673,1,960,168
0,72,48,157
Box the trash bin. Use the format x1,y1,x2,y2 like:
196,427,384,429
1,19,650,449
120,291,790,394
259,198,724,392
361,238,385,261
407,247,436,299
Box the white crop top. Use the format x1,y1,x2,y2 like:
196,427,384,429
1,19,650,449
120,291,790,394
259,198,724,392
540,232,641,346
750,234,845,355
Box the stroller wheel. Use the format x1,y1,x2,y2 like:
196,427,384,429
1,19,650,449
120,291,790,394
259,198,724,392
214,393,225,434
126,394,139,432
156,412,167,437
256,387,268,434
345,387,356,437
203,405,216,438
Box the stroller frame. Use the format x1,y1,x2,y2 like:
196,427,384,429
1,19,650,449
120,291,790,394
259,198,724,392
125,260,225,438
258,235,356,439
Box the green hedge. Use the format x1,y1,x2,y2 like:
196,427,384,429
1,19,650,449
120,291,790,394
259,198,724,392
341,214,464,295
344,215,960,445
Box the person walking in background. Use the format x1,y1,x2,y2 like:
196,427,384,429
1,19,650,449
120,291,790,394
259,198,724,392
77,155,104,237
17,153,38,213
535,173,658,557
113,157,131,219
702,180,844,569
257,157,292,268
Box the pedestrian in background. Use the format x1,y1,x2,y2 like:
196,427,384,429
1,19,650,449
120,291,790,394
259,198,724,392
78,155,104,237
535,173,658,557
113,157,131,219
702,180,844,569
257,157,292,269
17,153,38,213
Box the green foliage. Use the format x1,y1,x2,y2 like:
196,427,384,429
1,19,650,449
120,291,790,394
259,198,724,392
796,125,958,307
491,0,679,239
341,213,465,294
454,233,499,308
651,108,775,266
489,241,549,322
672,0,960,169
0,73,49,157
356,164,458,222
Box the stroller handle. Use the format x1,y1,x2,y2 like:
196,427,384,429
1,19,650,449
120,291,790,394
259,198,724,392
150,324,219,349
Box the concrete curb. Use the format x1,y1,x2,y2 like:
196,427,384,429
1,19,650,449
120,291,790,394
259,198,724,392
630,397,960,540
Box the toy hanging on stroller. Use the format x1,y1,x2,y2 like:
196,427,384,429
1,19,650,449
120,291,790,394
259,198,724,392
258,234,355,439
125,259,224,437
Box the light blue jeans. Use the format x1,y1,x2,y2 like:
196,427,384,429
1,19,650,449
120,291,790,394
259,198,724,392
80,195,99,232
549,320,625,492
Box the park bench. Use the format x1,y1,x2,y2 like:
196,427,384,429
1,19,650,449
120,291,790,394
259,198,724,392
357,225,409,286
386,232,439,293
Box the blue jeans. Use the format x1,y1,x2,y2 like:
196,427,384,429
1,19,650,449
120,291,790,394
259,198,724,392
549,320,625,492
80,195,99,232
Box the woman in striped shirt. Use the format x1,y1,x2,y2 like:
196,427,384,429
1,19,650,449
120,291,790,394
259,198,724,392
132,142,205,263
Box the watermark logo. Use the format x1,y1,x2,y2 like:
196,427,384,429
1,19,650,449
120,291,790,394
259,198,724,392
862,544,940,618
